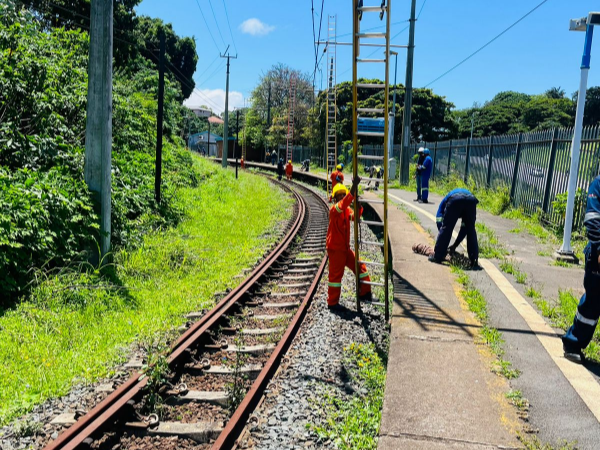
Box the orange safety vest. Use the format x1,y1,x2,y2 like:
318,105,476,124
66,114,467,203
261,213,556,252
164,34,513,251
326,192,363,251
330,170,344,188
285,163,293,175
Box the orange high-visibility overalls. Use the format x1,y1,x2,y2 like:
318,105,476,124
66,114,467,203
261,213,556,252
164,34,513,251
285,163,293,180
330,170,344,189
326,192,371,306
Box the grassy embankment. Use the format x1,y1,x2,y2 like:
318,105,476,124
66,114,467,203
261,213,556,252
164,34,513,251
0,157,292,425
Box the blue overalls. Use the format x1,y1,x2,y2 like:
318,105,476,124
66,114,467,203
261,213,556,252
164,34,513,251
434,188,479,262
421,154,433,202
563,176,600,353
416,154,425,200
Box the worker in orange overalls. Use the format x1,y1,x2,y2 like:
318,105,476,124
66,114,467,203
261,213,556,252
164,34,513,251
330,163,344,189
326,177,372,311
240,157,245,169
285,160,293,180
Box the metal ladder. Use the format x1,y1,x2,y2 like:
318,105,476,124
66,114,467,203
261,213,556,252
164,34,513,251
326,15,338,196
352,0,390,320
286,76,296,162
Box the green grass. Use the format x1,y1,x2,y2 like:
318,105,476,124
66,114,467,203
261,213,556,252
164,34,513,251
475,222,508,259
499,258,528,284
518,434,577,450
505,389,529,411
454,266,520,379
0,156,293,425
311,342,386,450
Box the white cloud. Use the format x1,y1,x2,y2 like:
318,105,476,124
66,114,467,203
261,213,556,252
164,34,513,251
184,89,244,115
239,18,275,36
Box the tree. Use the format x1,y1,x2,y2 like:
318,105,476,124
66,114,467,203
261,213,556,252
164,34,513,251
545,86,566,99
583,86,600,126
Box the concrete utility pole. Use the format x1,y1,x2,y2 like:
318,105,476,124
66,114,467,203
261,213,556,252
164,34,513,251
265,80,271,161
235,108,239,179
84,0,113,260
400,0,417,184
155,31,165,204
221,46,237,168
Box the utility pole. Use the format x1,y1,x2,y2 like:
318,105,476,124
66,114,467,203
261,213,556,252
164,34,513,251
235,109,239,179
84,0,113,260
265,81,271,162
155,31,165,204
400,0,417,184
221,46,237,168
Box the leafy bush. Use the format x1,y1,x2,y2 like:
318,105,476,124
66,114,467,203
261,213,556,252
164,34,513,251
0,2,197,301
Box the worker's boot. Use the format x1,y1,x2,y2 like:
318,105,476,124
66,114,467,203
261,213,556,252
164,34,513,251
359,292,373,302
563,343,585,364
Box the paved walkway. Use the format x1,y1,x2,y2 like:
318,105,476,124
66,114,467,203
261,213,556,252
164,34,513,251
385,188,600,449
367,193,519,450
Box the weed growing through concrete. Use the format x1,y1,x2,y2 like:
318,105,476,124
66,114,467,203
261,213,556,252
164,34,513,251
475,223,508,259
517,434,576,450
505,390,529,411
500,258,528,284
453,266,520,379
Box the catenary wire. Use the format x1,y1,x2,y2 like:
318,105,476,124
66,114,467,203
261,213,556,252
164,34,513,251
425,0,549,87
194,0,222,52
207,0,227,48
221,0,238,54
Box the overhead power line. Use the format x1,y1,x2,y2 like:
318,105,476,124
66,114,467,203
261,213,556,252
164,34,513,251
194,0,221,52
207,0,227,48
425,0,549,87
221,0,238,54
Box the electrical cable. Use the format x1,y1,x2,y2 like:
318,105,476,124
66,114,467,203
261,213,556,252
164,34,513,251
193,0,222,52
425,0,549,87
221,0,238,54
207,0,227,48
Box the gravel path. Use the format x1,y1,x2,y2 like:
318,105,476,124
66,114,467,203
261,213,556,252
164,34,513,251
240,195,389,450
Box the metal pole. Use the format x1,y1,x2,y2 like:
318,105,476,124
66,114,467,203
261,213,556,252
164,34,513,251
390,52,398,161
384,0,391,323
207,119,211,157
542,128,560,213
399,0,417,184
558,24,594,259
155,31,165,204
221,48,237,168
486,136,494,187
509,133,523,202
352,0,360,313
84,0,113,260
266,81,271,162
464,137,471,183
235,109,239,179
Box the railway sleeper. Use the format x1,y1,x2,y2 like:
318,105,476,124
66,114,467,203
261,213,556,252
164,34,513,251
241,326,283,336
147,421,224,444
261,301,301,309
167,390,229,407
226,343,276,354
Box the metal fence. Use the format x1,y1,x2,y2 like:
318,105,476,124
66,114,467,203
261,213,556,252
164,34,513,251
411,125,600,230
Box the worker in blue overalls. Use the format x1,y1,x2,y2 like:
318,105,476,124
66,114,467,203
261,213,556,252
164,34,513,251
562,176,600,363
429,188,479,267
415,148,425,202
420,148,433,204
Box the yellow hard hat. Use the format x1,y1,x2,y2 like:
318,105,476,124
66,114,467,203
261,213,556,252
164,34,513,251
332,183,348,197
288,160,292,164
336,164,342,170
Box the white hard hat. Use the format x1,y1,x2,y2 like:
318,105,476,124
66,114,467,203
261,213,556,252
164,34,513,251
418,147,425,153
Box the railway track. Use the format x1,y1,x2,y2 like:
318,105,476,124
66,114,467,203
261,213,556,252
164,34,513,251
42,179,329,450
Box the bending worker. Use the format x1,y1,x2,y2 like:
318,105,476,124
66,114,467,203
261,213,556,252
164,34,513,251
415,148,425,202
285,160,293,180
326,176,372,311
420,148,433,203
429,188,479,267
331,163,344,189
562,175,600,363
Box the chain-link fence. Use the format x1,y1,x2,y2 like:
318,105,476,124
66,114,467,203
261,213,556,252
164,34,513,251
411,125,600,230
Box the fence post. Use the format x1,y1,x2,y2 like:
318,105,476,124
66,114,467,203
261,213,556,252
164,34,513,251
447,139,453,175
432,141,438,181
509,133,523,203
486,136,494,187
542,128,560,213
464,137,472,183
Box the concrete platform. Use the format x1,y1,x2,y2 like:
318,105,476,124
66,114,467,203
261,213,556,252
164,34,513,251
366,193,519,450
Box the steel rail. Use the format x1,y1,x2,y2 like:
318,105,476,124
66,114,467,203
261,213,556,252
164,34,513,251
211,187,329,450
43,180,307,450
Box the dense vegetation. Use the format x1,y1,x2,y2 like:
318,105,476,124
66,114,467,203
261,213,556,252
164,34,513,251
0,1,196,301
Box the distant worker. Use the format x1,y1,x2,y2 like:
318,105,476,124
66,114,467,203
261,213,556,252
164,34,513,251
271,151,277,166
301,159,310,172
420,148,433,203
415,147,426,202
277,158,284,181
265,150,270,164
326,177,372,311
331,164,344,189
240,157,245,170
429,188,479,267
562,176,600,363
285,160,293,180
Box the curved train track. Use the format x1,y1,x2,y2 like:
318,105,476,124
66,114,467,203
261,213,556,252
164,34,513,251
43,178,329,450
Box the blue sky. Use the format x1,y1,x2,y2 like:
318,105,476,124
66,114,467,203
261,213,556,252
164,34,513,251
135,0,600,113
